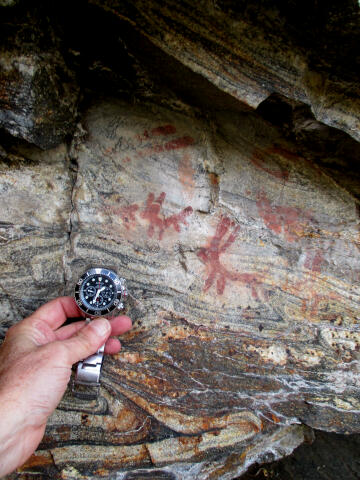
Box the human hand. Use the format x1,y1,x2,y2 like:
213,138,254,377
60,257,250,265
0,296,132,477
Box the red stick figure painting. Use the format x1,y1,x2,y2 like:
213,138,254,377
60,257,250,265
197,216,263,297
140,192,193,240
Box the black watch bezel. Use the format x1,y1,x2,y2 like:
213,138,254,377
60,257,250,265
74,267,125,317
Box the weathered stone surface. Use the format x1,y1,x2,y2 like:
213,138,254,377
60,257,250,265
90,0,360,143
0,8,79,149
1,0,359,146
3,98,358,478
0,142,72,327
241,429,360,480
0,1,359,478
20,424,311,479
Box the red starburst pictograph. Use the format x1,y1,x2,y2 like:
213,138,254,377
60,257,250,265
197,216,263,297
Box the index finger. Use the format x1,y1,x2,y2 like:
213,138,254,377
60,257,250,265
26,296,84,331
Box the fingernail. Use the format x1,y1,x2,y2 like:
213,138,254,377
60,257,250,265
90,318,111,337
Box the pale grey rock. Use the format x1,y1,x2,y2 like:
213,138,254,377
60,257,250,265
0,143,72,319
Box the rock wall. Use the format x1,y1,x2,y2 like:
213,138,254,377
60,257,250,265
1,1,359,479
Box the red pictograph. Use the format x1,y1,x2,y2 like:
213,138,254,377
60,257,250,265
300,290,341,320
104,191,193,240
136,124,177,141
256,191,312,243
138,136,195,157
304,249,324,273
118,204,139,230
150,124,177,136
133,124,195,158
140,192,193,240
197,216,263,297
140,192,166,238
104,203,139,230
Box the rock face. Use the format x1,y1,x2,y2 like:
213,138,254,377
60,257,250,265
242,430,360,480
0,1,359,479
2,97,359,479
89,0,360,143
0,141,72,335
0,5,79,149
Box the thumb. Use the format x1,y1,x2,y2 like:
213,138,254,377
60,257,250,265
62,318,111,365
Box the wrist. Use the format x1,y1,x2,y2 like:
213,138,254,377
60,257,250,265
0,393,46,476
0,393,22,475
0,388,22,431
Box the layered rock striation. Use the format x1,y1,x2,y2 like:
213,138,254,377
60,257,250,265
0,1,359,479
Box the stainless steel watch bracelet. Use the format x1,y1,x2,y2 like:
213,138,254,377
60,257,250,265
72,319,105,400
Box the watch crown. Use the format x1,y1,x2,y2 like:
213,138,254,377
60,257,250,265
117,302,124,310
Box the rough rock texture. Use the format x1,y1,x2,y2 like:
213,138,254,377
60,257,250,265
0,1,360,479
241,429,360,480
0,140,72,333
0,5,79,149
90,0,360,143
2,97,359,478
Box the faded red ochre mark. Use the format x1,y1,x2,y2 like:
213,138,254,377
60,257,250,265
128,124,196,162
283,273,344,323
105,203,139,230
197,216,263,297
257,191,311,243
103,146,114,156
251,146,294,181
209,173,219,186
178,151,195,199
118,204,139,230
140,192,165,238
300,286,356,325
151,124,177,136
165,136,195,150
304,249,324,273
165,207,193,234
138,124,177,141
137,136,195,157
140,192,193,240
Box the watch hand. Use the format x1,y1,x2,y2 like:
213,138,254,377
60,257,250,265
94,286,106,301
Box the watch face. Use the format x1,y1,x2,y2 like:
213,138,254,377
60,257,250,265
74,267,126,316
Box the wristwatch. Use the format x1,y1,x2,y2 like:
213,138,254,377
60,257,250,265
72,266,127,399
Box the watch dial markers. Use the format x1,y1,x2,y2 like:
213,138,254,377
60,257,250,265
75,267,126,316
79,273,117,310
